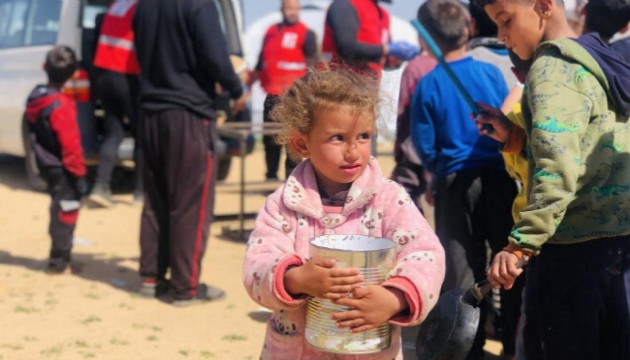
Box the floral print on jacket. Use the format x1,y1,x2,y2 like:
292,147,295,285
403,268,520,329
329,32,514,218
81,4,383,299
243,158,445,359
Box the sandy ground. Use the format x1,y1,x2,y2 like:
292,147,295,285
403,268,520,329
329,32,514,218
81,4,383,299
0,144,502,360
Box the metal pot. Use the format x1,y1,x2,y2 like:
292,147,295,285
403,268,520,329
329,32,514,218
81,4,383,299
305,234,397,354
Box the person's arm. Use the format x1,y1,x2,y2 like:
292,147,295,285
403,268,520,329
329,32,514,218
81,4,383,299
189,2,243,101
410,80,437,174
246,48,264,89
243,191,306,310
50,98,86,179
381,186,444,325
326,0,385,63
302,29,319,69
243,190,361,310
332,184,445,330
509,81,590,252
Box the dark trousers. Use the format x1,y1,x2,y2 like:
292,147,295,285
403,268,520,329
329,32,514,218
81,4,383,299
434,167,521,358
95,70,141,190
139,109,218,300
262,94,298,179
43,167,80,270
524,236,630,360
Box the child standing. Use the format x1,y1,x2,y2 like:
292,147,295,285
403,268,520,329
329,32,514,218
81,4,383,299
410,0,519,357
475,0,630,358
242,70,445,360
25,46,87,274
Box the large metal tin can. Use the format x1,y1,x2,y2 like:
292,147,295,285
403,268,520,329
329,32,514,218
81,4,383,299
305,234,397,354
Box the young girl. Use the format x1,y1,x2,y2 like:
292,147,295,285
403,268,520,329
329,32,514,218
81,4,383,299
242,70,445,359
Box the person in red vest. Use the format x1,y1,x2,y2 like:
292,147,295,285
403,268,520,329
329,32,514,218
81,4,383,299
249,0,318,181
322,0,420,77
89,0,142,208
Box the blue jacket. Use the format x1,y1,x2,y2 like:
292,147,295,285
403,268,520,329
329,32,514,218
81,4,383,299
411,56,508,178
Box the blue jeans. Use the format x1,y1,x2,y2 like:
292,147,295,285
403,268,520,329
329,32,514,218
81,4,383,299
525,236,630,360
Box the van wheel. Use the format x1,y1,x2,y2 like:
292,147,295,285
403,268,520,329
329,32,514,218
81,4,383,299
217,155,232,181
22,116,47,192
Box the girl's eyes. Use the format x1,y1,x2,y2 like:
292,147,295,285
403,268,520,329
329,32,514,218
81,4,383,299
358,133,371,140
329,133,371,141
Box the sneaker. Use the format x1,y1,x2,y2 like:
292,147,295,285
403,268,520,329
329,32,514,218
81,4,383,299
88,184,114,208
132,191,144,207
171,283,226,307
139,278,169,298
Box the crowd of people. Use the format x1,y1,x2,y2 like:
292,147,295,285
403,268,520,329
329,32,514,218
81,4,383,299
23,0,630,359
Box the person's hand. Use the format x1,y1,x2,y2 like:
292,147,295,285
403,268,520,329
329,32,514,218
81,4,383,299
473,102,512,143
387,41,420,61
331,285,407,333
487,250,523,290
284,257,363,300
231,93,248,116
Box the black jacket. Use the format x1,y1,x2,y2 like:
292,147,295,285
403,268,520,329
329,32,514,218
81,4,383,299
133,0,243,119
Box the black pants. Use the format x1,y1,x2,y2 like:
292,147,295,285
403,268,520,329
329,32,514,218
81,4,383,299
262,94,298,179
95,70,142,191
139,109,218,300
43,167,81,270
524,236,630,360
435,167,521,359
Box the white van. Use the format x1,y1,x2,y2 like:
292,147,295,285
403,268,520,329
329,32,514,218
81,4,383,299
0,0,246,190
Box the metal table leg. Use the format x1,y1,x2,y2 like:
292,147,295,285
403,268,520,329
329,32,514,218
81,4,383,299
239,134,246,240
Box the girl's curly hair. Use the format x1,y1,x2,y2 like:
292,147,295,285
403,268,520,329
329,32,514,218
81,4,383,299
270,69,380,160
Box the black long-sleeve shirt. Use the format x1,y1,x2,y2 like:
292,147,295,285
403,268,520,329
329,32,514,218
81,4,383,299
133,0,243,119
326,0,385,63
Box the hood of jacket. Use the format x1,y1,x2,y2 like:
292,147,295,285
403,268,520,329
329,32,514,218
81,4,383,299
25,85,61,123
538,33,630,117
281,157,383,221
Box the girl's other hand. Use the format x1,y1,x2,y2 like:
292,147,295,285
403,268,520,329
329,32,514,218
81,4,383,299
284,256,363,299
331,285,408,333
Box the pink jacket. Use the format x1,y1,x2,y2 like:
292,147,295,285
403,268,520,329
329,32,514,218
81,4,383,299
243,158,445,359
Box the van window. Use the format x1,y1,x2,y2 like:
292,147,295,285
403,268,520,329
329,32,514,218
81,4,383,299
0,0,61,48
214,0,242,56
0,0,28,48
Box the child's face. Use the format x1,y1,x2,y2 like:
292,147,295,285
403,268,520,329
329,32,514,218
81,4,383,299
293,106,374,195
484,0,546,60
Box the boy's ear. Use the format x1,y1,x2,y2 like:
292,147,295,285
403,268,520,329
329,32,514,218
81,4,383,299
620,21,630,35
534,0,554,19
289,132,309,158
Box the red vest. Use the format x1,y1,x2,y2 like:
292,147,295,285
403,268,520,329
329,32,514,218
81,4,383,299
62,68,91,103
322,0,390,75
259,22,309,95
93,0,140,74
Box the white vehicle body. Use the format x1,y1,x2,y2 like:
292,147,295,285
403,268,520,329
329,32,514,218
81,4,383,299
244,0,418,141
0,0,245,188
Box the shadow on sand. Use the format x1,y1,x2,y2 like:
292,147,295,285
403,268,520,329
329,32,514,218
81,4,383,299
0,249,143,294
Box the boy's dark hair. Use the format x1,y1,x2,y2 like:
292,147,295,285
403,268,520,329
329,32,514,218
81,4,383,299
44,45,78,84
469,1,498,37
417,0,469,53
584,0,630,40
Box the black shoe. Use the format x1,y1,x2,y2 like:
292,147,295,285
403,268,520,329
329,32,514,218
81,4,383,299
170,283,226,307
